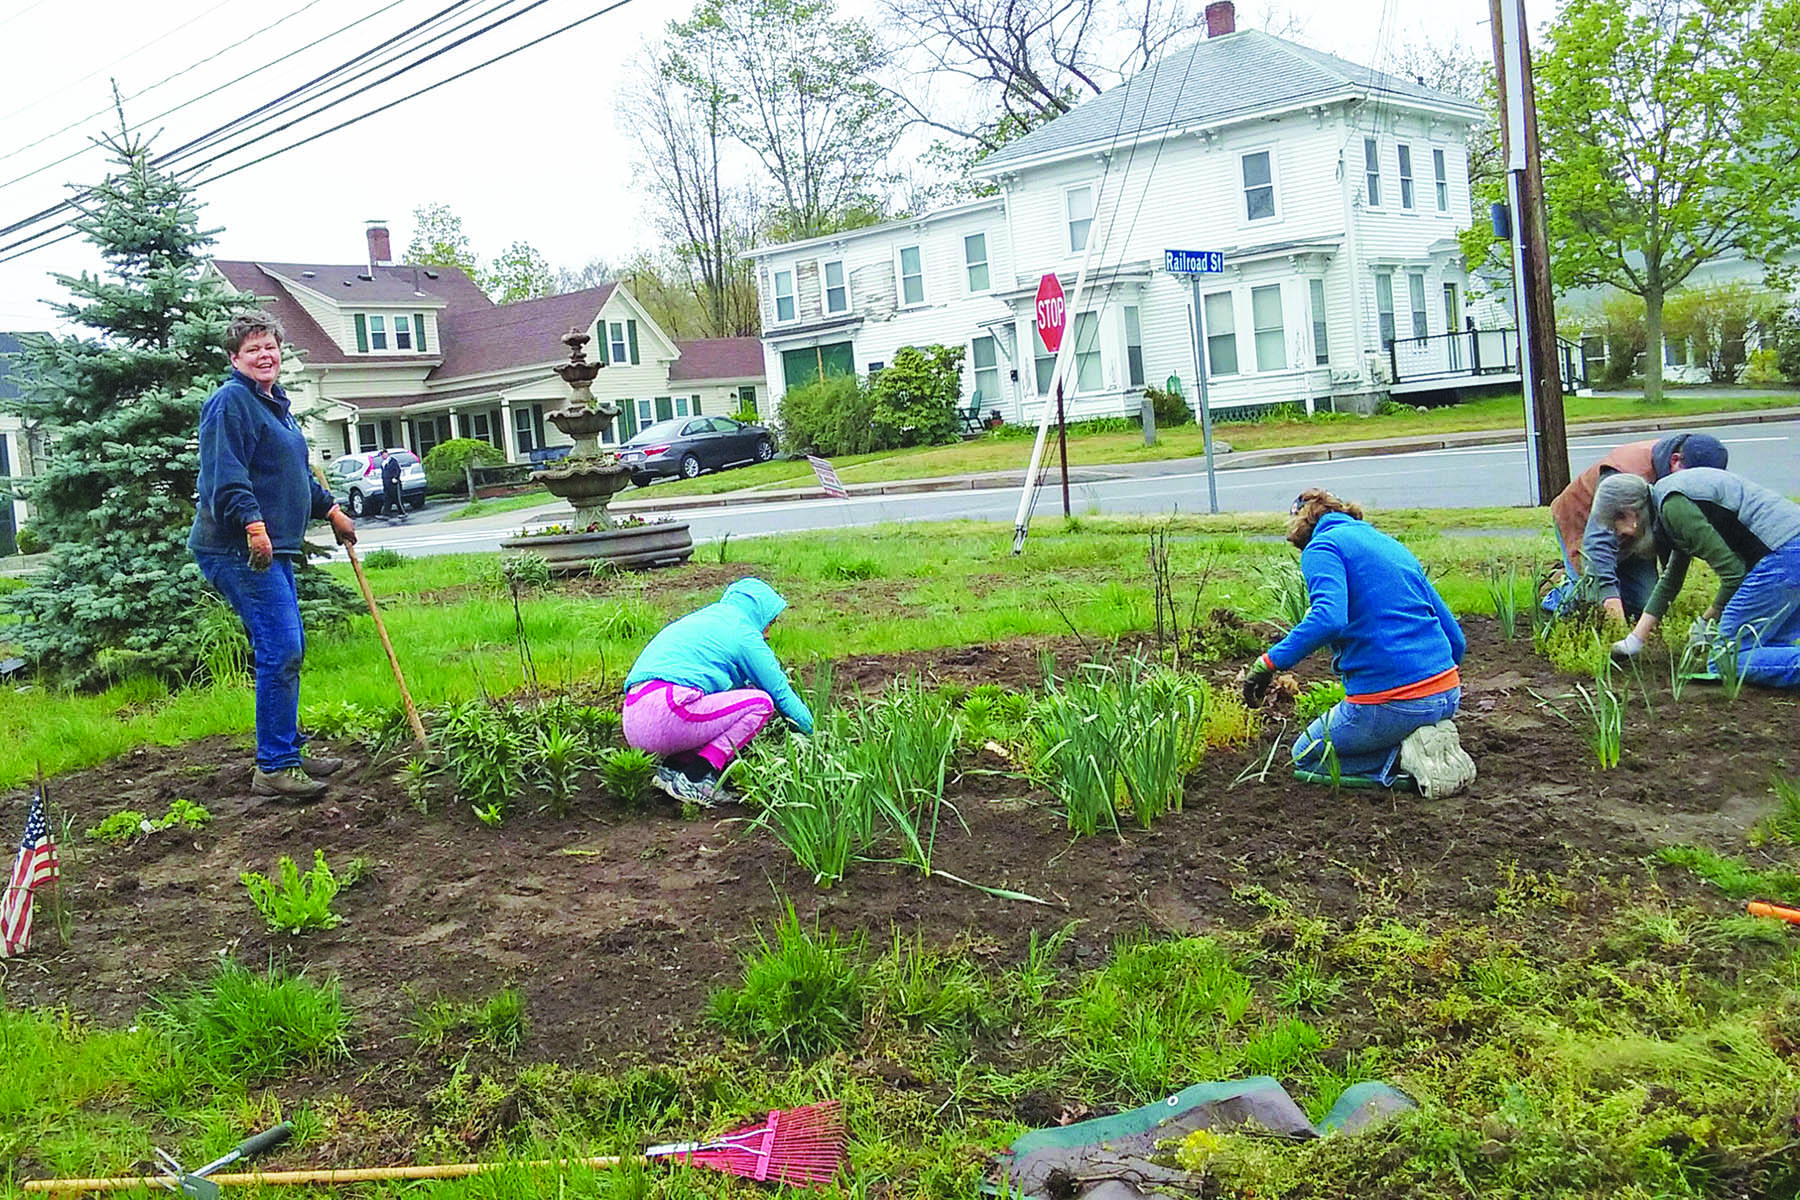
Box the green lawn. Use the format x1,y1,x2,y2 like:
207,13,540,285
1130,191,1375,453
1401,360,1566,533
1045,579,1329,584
437,390,1798,519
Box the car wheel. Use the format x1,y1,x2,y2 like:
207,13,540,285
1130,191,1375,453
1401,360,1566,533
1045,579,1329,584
409,493,426,511
754,436,774,462
346,488,364,518
631,473,654,489
680,453,702,479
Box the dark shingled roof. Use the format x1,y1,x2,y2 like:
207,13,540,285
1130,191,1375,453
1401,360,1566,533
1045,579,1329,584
432,285,615,379
669,338,765,382
977,29,1485,174
259,261,492,308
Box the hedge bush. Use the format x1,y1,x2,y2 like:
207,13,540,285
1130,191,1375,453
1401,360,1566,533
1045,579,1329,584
776,375,881,458
422,438,507,494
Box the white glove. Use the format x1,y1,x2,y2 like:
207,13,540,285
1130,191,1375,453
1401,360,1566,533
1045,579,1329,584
1686,616,1718,649
1611,632,1644,658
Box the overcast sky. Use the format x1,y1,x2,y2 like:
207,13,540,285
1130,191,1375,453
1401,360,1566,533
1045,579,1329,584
0,0,1551,331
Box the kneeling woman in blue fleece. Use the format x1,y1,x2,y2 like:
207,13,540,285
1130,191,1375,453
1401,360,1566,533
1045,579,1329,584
1243,489,1476,797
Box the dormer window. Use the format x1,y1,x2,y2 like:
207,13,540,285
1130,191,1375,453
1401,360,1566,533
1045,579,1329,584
369,315,387,350
395,314,412,350
354,311,429,354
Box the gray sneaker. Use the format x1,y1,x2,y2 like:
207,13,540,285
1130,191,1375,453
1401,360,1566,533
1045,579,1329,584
652,765,721,807
299,753,344,778
252,766,328,799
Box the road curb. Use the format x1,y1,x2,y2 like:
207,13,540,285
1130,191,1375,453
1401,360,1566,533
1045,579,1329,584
583,404,1800,517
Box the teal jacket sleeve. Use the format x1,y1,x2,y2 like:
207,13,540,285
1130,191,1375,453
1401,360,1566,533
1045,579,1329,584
739,634,815,733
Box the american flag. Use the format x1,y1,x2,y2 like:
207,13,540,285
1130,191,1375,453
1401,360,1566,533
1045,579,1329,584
1,789,59,958
807,455,849,500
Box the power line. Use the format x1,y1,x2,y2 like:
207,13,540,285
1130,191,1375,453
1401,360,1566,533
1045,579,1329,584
0,0,385,178
0,0,642,264
0,0,52,33
0,0,494,245
0,0,242,128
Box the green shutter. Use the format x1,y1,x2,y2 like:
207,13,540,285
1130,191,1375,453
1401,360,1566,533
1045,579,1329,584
596,321,609,365
354,313,368,353
616,400,635,439
413,312,427,352
655,396,674,422
628,320,640,365
692,394,702,415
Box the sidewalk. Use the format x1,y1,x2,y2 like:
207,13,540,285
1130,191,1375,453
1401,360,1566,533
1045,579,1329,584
591,403,1800,518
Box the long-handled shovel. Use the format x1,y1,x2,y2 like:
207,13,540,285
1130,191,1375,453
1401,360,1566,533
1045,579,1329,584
343,540,428,750
26,1102,845,1192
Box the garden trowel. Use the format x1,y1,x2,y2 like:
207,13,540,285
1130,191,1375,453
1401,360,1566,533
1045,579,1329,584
154,1123,294,1200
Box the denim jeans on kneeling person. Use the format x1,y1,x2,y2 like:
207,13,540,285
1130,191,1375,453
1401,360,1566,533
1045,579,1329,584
1716,541,1800,689
1292,687,1462,785
194,550,307,772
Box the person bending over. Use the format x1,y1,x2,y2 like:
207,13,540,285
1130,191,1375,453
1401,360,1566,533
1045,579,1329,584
1548,431,1728,621
1243,489,1475,797
622,577,815,804
1599,468,1800,689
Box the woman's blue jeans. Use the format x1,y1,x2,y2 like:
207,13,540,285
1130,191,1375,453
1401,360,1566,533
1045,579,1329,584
194,551,307,771
1292,687,1462,785
1717,542,1800,689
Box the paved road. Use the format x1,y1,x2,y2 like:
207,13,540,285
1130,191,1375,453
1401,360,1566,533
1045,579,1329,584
338,420,1800,561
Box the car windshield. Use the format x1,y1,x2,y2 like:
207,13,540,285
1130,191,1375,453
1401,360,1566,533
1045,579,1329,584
630,420,688,444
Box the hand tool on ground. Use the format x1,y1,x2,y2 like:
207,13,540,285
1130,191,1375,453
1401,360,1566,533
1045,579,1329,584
343,540,428,750
23,1123,301,1198
25,1102,844,1193
1746,900,1800,926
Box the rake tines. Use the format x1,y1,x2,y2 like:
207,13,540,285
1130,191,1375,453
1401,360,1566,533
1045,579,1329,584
649,1100,847,1186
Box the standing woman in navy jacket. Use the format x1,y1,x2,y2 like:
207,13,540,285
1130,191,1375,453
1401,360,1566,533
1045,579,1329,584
189,312,358,799
1243,489,1476,797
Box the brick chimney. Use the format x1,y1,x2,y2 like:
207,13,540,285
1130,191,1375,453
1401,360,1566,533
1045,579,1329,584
1205,0,1236,36
365,220,392,271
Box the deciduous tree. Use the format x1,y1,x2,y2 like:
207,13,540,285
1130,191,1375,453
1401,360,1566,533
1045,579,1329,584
482,240,556,303
669,0,899,239
1533,0,1800,402
403,202,482,279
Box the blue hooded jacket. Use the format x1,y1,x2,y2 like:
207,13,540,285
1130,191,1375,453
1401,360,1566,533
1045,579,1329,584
189,369,337,557
624,578,815,732
1265,512,1465,698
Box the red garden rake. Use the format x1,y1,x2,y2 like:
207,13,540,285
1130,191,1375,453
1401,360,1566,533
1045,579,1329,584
27,1102,847,1193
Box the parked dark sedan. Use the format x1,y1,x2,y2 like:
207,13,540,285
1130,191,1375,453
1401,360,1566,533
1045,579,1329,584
618,416,776,486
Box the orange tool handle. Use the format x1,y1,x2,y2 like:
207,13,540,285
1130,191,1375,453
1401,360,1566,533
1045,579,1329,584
1745,900,1800,925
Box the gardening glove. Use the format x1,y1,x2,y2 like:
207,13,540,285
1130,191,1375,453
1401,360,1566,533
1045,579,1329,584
1242,656,1274,705
1609,632,1644,661
327,505,357,546
1685,615,1718,652
245,520,273,570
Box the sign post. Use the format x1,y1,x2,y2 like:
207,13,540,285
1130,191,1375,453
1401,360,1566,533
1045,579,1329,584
1033,274,1071,517
1164,249,1224,514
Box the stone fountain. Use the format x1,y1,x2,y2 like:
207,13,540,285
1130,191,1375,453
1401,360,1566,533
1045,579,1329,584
498,329,693,571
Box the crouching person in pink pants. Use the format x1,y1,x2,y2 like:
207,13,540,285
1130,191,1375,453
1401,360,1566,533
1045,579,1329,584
622,577,815,804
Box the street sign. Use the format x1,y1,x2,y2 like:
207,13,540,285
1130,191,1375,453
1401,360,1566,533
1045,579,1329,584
1034,273,1067,353
1164,248,1223,275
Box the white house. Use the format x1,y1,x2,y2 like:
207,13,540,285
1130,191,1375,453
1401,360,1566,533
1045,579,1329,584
210,223,765,465
746,2,1488,423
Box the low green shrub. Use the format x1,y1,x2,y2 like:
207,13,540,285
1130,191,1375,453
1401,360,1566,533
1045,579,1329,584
776,374,879,457
361,547,405,570
13,526,46,555
241,849,346,933
422,438,506,494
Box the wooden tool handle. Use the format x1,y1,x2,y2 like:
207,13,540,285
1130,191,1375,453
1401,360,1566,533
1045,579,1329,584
345,541,428,750
25,1157,636,1192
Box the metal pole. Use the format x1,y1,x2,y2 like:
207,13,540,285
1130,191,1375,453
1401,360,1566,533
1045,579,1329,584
1505,169,1542,501
1188,274,1219,514
1056,378,1070,516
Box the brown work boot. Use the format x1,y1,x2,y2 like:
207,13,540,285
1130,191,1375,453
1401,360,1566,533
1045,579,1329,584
252,766,328,799
299,754,344,778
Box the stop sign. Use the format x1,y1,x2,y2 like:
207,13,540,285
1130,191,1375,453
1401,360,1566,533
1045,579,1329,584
1035,273,1066,354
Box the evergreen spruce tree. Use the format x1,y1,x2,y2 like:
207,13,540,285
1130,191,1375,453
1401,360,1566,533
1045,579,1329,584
1,129,349,686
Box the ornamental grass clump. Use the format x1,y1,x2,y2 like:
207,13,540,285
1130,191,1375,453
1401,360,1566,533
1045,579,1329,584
1571,666,1625,770
858,677,961,874
740,714,874,887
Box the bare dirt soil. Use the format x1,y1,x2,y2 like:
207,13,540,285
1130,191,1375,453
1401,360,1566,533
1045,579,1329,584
8,621,1791,1107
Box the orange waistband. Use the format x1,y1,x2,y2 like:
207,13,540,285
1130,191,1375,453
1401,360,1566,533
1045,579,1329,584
1347,665,1461,705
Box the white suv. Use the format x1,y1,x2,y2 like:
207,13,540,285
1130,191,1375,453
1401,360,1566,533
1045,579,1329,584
326,449,426,517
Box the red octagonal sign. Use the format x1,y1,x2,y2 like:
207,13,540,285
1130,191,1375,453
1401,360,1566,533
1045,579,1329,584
1035,273,1067,354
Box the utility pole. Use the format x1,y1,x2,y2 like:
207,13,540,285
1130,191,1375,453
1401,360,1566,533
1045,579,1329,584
1490,0,1570,503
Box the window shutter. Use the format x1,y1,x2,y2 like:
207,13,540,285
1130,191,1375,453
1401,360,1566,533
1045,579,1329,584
628,320,640,365
354,313,368,353
413,312,427,352
596,321,609,365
